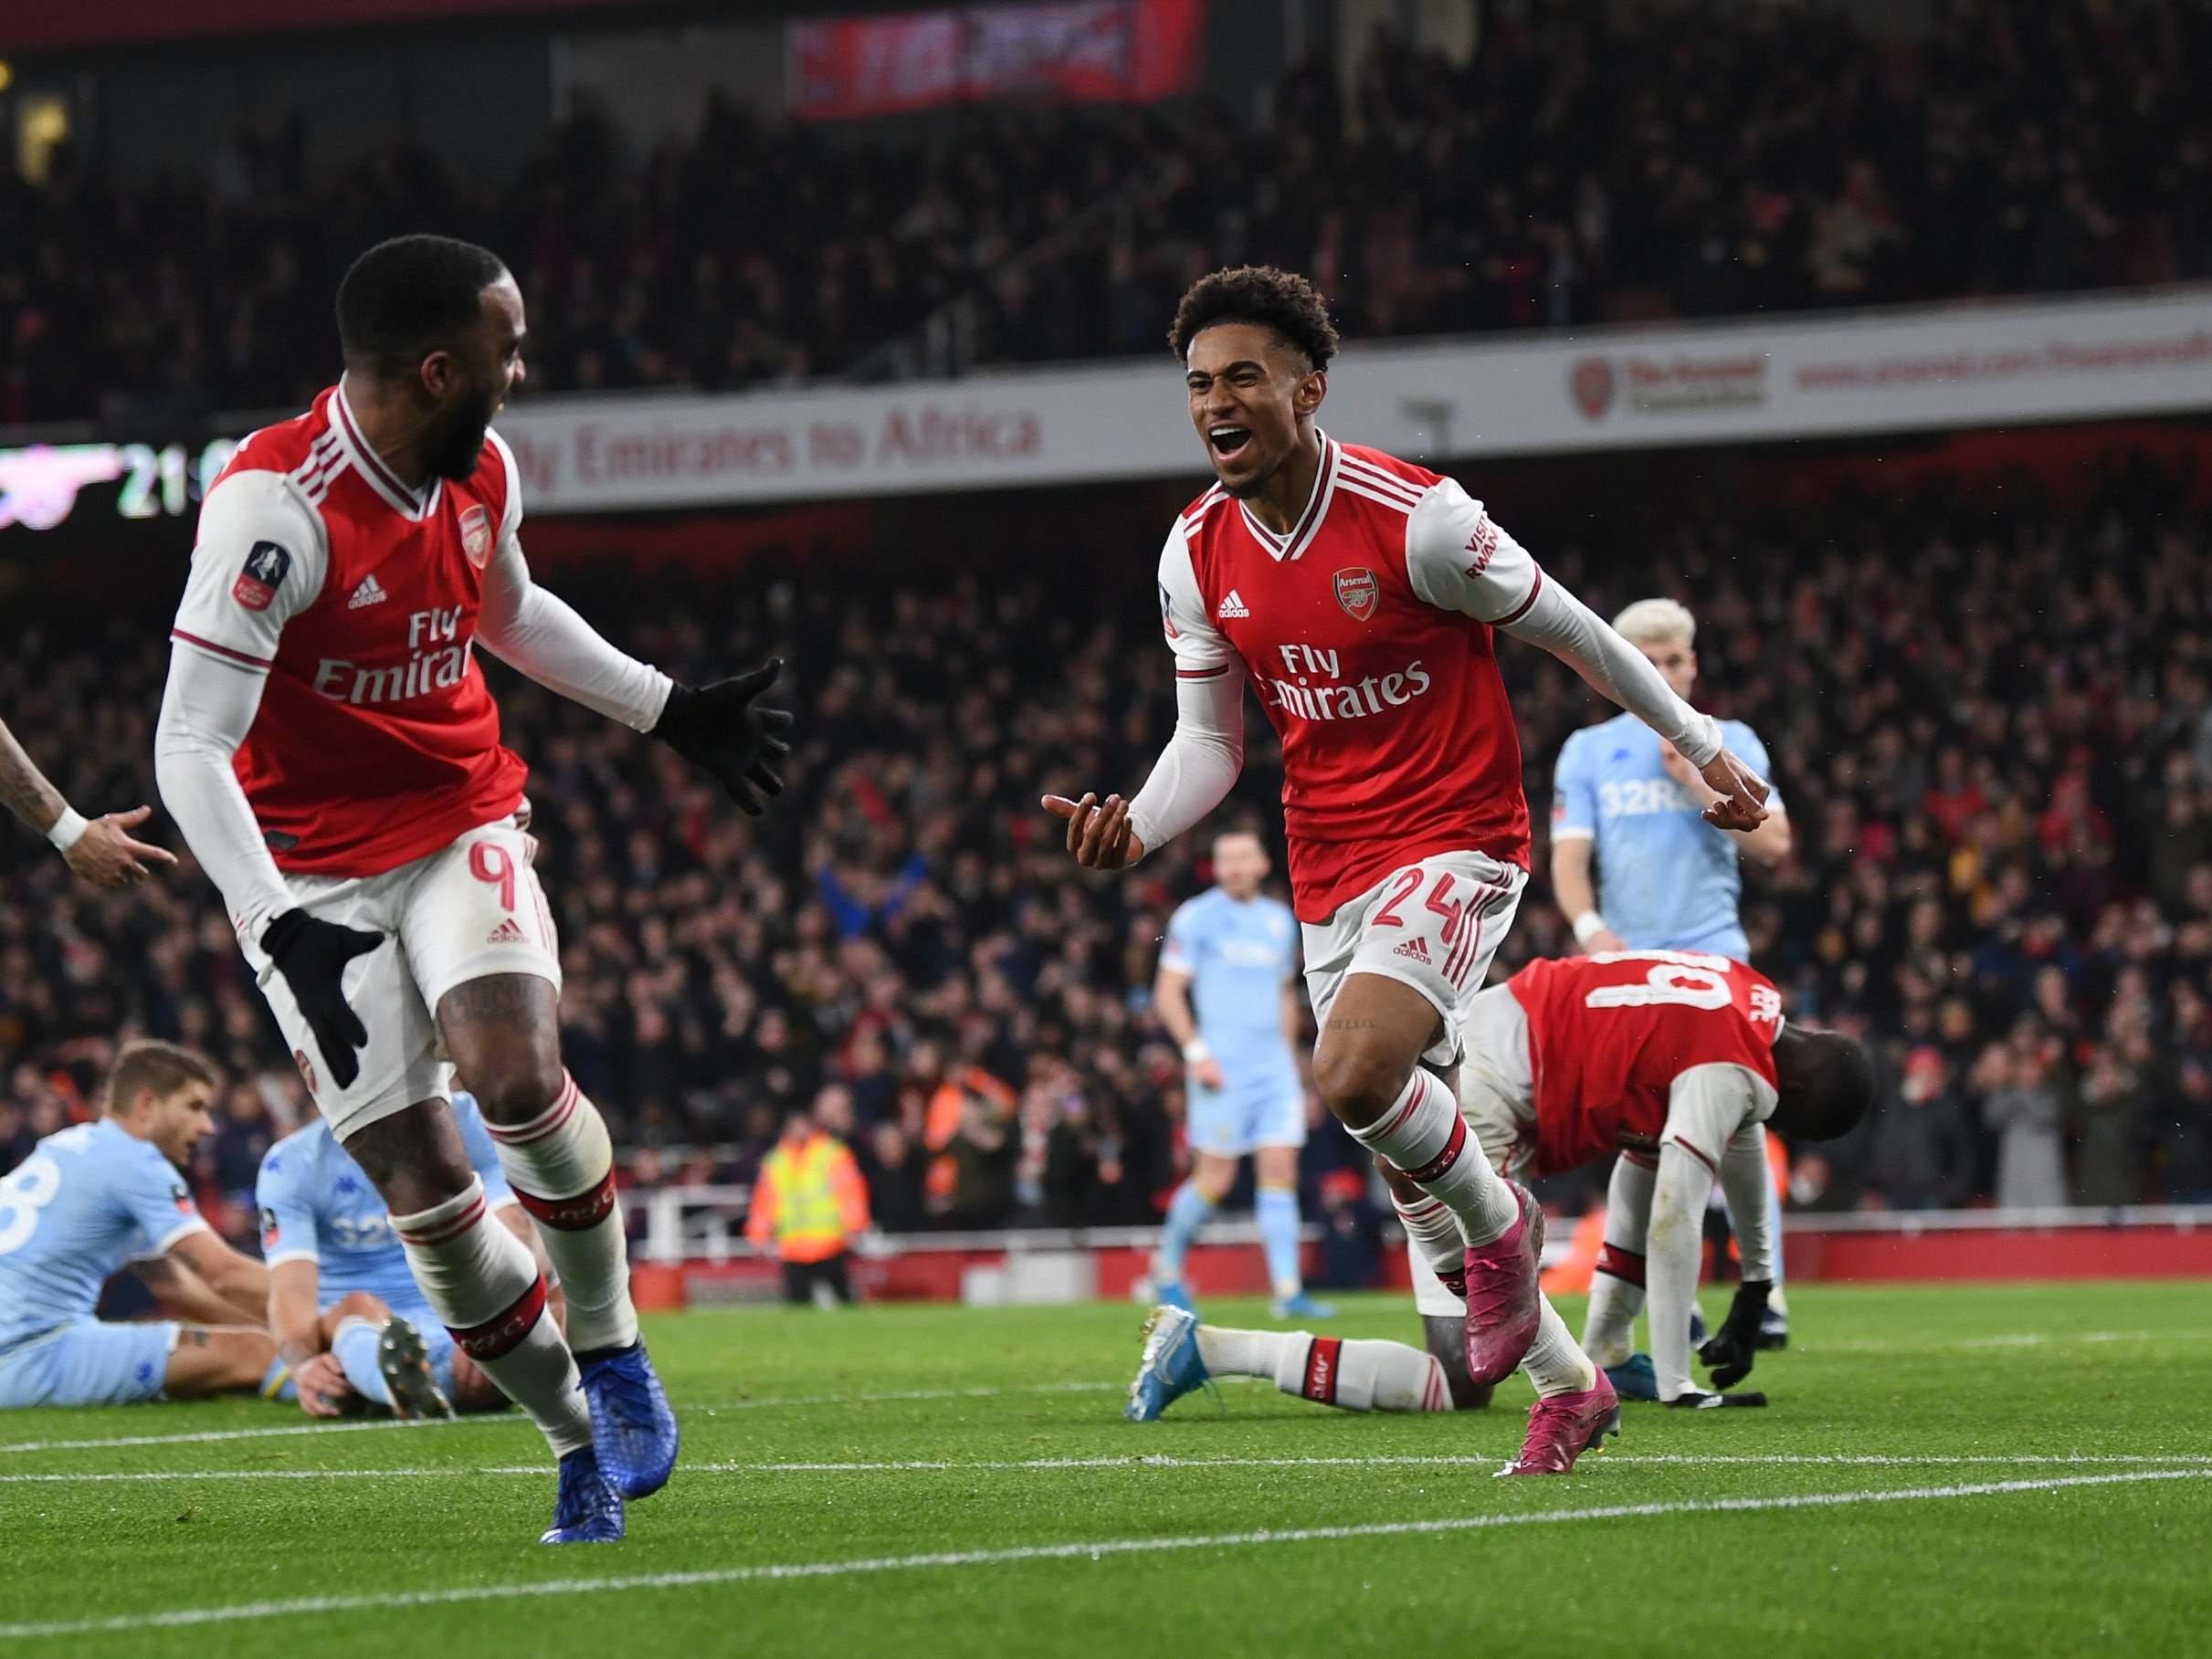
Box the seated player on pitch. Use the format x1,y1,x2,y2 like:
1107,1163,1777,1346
0,1042,298,1411
1129,951,1871,1424
259,1087,562,1419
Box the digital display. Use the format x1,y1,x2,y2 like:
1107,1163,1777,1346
0,439,241,532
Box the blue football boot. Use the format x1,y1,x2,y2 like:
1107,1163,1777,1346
1125,1304,1213,1422
576,1340,679,1499
541,1447,624,1544
1602,1351,1659,1402
1270,1290,1337,1320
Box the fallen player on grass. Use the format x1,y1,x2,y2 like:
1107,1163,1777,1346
1128,951,1871,1428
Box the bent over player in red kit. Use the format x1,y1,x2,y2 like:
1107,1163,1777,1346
1129,951,1871,1433
1051,267,1774,1475
155,236,791,1543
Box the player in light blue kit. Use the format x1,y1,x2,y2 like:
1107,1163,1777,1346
0,1041,292,1410
1148,826,1330,1320
1550,597,1795,1367
258,1087,557,1419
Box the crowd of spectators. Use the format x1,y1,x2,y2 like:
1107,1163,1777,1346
4,0,2207,425
4,449,2209,1247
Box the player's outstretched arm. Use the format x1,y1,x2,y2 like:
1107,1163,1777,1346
0,717,177,887
1046,667,1245,871
169,1230,271,1326
133,1251,259,1328
475,450,793,813
1402,483,1767,830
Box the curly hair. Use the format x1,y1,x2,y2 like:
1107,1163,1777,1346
1167,266,1340,370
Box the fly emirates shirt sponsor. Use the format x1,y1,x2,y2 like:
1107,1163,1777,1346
1156,434,1545,922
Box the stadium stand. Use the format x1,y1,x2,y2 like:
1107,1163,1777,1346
5,449,2209,1239
2,0,2207,424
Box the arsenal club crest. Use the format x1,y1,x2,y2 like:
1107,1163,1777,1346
459,504,493,570
1569,356,1616,421
1333,567,1379,622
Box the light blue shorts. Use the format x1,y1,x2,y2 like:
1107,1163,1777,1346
0,1320,178,1408
1186,1071,1307,1157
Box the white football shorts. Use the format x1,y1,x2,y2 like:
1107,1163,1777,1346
1300,848,1526,1073
247,814,560,1141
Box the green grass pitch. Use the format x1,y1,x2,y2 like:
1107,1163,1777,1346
2,1282,2207,1656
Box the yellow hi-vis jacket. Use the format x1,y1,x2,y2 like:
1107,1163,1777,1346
745,1131,870,1264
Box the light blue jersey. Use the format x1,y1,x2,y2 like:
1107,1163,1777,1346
1162,887,1304,1155
256,1094,511,1313
0,1118,208,1349
1552,713,1778,961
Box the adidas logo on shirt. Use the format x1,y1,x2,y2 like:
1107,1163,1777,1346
348,573,389,610
1392,937,1432,964
485,917,528,946
1217,589,1250,619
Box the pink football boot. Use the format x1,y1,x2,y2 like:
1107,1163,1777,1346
1496,1369,1620,1476
1461,1181,1543,1385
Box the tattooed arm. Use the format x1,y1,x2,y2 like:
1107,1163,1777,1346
0,716,176,888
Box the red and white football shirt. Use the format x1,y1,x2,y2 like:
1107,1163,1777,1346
169,381,527,877
1507,951,1784,1175
1156,433,1544,922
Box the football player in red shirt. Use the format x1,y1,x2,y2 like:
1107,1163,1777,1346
156,236,790,1542
1127,952,1870,1441
1054,267,1771,1474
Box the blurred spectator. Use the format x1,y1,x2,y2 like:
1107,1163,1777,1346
1867,1047,1975,1212
857,1120,927,1234
1976,1021,2070,1210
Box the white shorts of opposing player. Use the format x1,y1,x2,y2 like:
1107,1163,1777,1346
1299,848,1527,1071
248,814,557,1138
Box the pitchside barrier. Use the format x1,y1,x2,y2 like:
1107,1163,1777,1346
626,1190,2212,1308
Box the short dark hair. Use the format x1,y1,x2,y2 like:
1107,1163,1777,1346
1771,1027,1875,1142
336,235,509,375
1168,266,1340,371
106,1040,218,1112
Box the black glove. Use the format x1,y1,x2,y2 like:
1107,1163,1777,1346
1699,1279,1772,1390
261,909,384,1090
652,659,795,816
1666,1389,1768,1410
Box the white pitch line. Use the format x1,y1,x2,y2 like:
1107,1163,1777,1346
1820,1328,2212,1355
5,1451,2208,1486
0,1380,1124,1457
0,1467,2204,1642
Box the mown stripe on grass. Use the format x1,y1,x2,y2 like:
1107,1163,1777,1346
0,1467,2205,1640
0,1381,1124,1455
5,1452,2209,1486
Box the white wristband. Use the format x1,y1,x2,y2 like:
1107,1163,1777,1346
1572,911,1607,947
47,807,90,853
1181,1039,1212,1066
